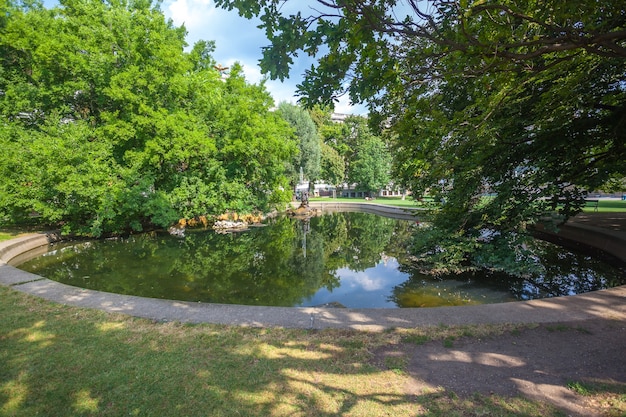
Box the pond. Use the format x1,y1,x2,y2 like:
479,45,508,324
16,212,626,308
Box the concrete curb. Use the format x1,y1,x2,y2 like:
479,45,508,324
0,232,61,267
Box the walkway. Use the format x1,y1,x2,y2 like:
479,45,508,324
1,212,625,331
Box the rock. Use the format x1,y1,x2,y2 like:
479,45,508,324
168,226,185,238
288,205,320,218
212,220,249,233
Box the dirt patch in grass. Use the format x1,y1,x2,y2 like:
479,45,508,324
373,318,626,417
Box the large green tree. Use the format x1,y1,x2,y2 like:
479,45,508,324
320,142,345,187
0,0,296,236
349,136,392,196
214,0,626,267
309,105,346,187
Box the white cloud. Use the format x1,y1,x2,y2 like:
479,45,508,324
337,259,404,292
335,94,368,116
163,0,366,114
167,0,216,33
337,268,386,291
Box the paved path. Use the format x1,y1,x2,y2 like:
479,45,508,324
568,211,626,231
1,213,625,331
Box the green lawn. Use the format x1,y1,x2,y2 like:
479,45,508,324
583,198,626,213
312,196,626,212
0,286,582,417
310,196,427,208
0,230,30,242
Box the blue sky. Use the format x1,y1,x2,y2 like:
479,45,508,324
161,0,368,114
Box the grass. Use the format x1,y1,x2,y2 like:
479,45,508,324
583,198,626,213
0,230,31,242
567,380,626,416
311,196,626,212
310,196,426,208
0,285,575,417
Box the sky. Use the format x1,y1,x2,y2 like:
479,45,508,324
161,0,368,115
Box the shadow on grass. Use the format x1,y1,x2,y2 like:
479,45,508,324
0,286,572,417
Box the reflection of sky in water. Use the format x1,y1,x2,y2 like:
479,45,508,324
16,211,626,308
298,258,409,308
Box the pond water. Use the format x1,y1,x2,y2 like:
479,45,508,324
17,212,626,308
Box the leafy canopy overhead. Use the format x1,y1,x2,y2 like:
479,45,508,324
214,0,625,270
214,0,626,102
214,0,625,220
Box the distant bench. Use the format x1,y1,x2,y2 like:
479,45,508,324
585,199,599,212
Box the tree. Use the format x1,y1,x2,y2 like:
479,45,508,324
213,0,626,268
309,105,346,187
320,142,345,187
0,0,296,236
214,1,626,100
600,175,626,197
349,136,391,196
212,65,297,212
277,102,321,188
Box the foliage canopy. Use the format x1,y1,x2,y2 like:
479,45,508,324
215,0,626,268
0,0,296,236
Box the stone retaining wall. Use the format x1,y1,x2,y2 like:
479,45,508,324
533,222,626,263
291,201,423,221
0,232,61,265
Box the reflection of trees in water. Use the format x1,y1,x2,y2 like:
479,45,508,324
393,233,626,306
174,212,410,304
24,214,622,307
170,217,324,306
508,240,626,299
22,213,413,306
313,212,411,272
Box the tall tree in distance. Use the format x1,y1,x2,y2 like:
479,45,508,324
349,136,391,197
309,105,346,188
277,102,321,190
320,142,345,188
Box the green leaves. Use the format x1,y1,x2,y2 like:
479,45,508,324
209,0,625,269
349,136,392,195
0,0,297,236
277,102,320,186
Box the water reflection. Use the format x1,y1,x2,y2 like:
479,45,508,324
17,212,626,308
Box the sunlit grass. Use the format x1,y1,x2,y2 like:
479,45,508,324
583,199,626,213
310,196,426,208
0,286,571,417
567,380,626,416
0,231,26,242
311,196,626,212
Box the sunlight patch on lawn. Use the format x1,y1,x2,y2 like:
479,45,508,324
278,368,427,416
1,374,29,414
72,389,100,413
10,321,56,348
96,322,126,332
